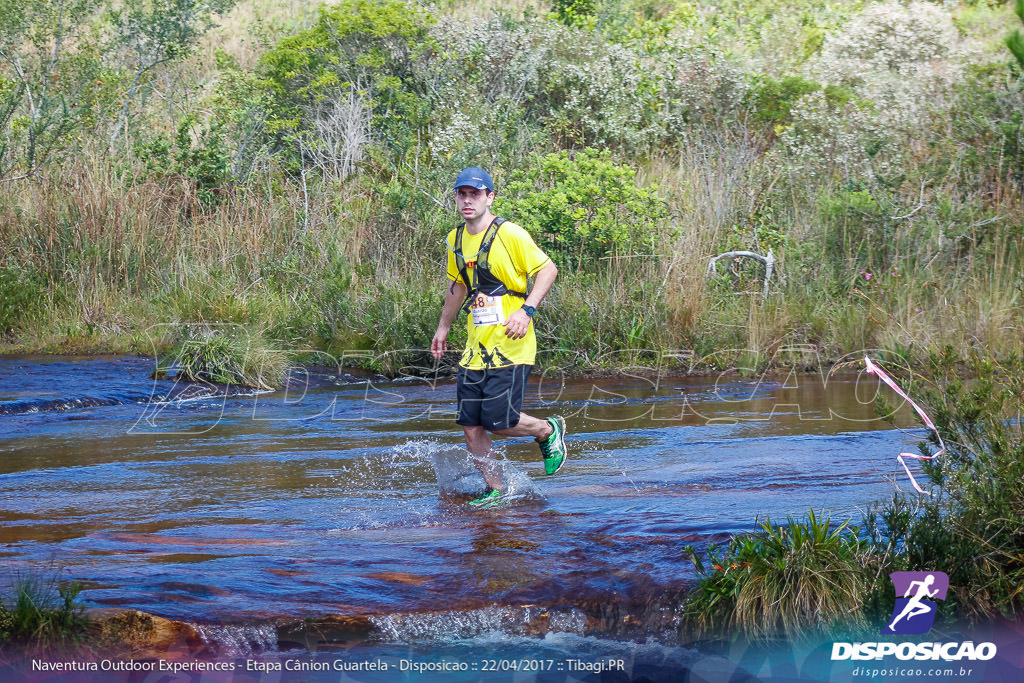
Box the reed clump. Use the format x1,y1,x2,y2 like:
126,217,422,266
0,576,88,656
683,511,869,641
157,324,291,390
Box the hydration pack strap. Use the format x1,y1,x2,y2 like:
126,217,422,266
451,217,527,314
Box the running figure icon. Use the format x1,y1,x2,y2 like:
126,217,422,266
888,575,938,631
883,571,949,635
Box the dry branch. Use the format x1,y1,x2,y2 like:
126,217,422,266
705,248,779,298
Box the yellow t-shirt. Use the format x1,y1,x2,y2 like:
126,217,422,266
446,220,551,370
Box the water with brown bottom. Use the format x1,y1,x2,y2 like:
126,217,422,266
0,355,934,680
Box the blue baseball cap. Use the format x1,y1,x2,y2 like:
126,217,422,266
453,167,494,192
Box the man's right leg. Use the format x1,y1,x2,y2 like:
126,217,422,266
456,367,505,493
462,425,503,491
493,411,567,475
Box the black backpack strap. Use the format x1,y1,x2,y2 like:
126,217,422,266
451,217,503,292
452,217,527,315
451,222,470,297
475,217,504,276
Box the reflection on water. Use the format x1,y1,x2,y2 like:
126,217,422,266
0,356,922,635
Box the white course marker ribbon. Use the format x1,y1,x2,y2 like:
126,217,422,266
864,356,946,495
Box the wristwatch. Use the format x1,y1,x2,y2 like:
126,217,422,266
522,305,537,317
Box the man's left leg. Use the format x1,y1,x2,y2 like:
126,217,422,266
492,412,550,439
486,365,568,476
494,412,567,475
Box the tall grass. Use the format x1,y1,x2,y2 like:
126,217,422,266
2,148,1020,376
0,0,1021,383
649,128,766,334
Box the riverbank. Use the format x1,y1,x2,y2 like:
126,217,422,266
3,594,1022,682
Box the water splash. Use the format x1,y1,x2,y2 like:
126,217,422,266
369,605,587,642
394,439,546,505
394,440,484,496
548,609,588,634
192,623,279,657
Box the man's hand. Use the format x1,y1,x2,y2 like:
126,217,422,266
434,280,466,360
431,326,450,359
503,309,531,340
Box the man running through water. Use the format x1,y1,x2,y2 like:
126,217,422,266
430,166,568,507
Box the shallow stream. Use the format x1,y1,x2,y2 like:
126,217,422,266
0,355,928,678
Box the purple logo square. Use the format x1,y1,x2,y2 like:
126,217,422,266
882,571,949,635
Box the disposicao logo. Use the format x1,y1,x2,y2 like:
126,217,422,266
883,571,948,635
831,570,998,663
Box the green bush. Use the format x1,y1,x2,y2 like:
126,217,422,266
946,63,1024,195
133,116,233,207
819,187,885,265
257,0,435,161
1010,0,1024,70
747,75,822,127
426,15,676,155
530,27,663,150
772,83,884,185
552,0,596,27
497,148,667,270
684,510,870,641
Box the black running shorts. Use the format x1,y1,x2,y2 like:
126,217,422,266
455,364,532,432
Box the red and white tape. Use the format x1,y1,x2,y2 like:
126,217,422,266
864,356,946,495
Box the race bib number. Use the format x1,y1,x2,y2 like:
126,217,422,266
470,294,504,326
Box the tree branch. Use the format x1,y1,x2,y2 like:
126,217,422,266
705,249,780,298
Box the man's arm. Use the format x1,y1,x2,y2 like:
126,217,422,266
432,279,467,359
525,261,557,309
504,260,557,341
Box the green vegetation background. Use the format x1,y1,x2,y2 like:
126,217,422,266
0,0,1021,383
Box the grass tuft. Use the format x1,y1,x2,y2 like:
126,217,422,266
157,324,290,390
684,510,870,641
0,574,88,656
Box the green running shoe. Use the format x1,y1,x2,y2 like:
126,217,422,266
539,415,567,475
468,488,512,509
